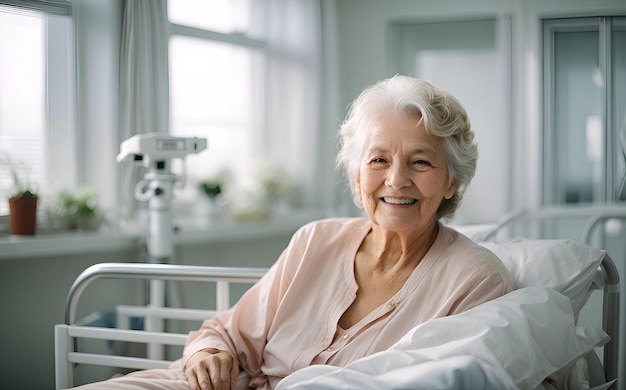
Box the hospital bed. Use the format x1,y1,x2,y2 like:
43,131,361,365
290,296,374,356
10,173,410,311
54,209,623,389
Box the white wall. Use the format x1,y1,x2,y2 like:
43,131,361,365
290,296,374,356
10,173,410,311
390,19,510,224
73,0,124,214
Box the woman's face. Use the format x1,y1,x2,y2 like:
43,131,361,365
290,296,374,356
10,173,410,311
355,110,456,235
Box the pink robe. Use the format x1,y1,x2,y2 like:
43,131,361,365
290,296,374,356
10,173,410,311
183,218,515,389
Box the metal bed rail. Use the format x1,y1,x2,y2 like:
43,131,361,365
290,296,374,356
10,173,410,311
482,205,626,243
600,253,621,386
55,263,267,389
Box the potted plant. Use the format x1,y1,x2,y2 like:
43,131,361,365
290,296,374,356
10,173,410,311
2,153,38,235
198,170,230,219
9,190,38,235
48,187,103,231
199,180,222,199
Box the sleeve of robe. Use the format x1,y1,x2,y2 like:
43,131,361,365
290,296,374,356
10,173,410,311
181,224,309,383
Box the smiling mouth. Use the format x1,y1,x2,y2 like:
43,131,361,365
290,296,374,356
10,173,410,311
382,197,417,205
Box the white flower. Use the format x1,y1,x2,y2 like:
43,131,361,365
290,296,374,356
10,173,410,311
248,161,294,199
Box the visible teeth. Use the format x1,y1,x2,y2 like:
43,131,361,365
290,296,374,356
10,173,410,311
383,197,416,205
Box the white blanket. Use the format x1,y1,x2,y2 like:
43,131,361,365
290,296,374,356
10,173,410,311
276,287,608,390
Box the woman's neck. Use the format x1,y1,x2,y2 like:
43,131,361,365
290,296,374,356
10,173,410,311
362,221,440,273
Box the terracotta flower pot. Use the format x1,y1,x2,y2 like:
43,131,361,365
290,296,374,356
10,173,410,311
9,196,38,235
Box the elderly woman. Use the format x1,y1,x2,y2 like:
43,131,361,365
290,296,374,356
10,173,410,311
74,75,514,390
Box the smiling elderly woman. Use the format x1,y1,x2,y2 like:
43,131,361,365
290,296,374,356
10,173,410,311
72,75,514,390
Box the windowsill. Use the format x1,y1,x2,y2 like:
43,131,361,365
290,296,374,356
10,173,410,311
0,208,327,261
0,230,139,261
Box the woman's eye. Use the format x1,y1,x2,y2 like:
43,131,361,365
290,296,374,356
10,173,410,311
413,160,433,169
371,158,386,164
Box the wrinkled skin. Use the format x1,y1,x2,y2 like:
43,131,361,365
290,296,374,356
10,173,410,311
184,348,239,390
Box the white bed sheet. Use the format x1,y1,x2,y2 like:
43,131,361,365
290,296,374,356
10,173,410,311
276,287,608,390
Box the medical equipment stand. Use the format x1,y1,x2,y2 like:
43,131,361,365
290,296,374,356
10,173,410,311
118,133,207,360
137,169,176,360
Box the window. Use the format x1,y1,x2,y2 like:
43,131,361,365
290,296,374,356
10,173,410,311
0,2,75,216
167,0,265,200
166,0,323,208
0,7,45,215
543,17,626,204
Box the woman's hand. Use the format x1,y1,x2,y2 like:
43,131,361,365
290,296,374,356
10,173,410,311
184,348,239,390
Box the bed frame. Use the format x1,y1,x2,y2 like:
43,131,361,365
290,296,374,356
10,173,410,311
54,253,619,389
54,264,267,389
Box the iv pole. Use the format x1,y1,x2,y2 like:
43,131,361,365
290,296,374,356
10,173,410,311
117,133,207,360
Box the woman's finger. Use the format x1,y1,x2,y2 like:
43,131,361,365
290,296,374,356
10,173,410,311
185,360,212,390
196,361,214,390
207,354,232,390
185,370,200,390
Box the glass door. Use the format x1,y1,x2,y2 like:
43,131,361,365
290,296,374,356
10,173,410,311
543,17,626,204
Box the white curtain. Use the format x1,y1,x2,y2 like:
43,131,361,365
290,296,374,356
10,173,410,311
118,0,168,219
119,0,169,140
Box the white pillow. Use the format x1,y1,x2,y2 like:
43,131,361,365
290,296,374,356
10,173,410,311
478,239,605,313
278,287,609,390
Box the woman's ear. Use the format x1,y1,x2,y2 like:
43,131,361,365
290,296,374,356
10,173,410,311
444,181,457,200
354,172,361,196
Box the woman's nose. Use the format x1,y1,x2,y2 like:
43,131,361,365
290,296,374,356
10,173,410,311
385,163,410,189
